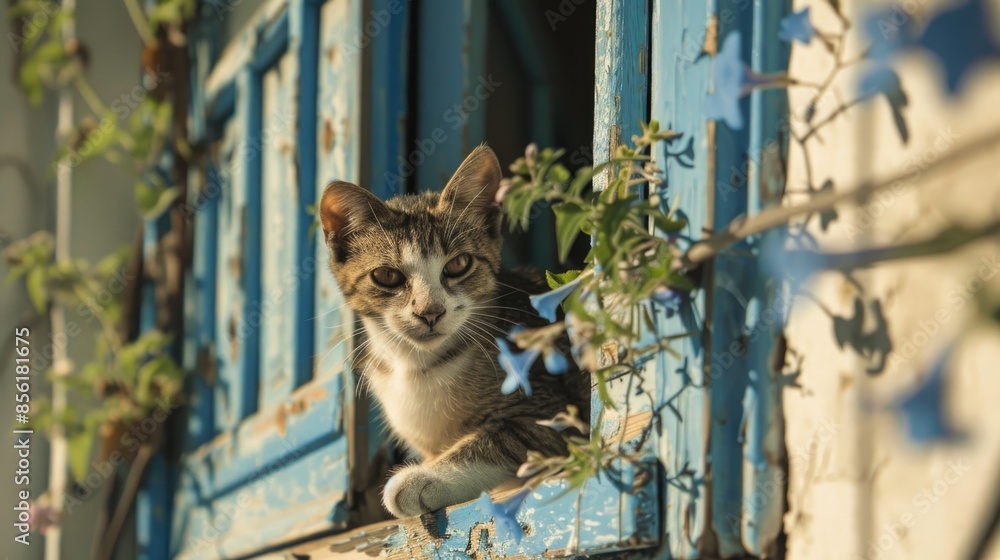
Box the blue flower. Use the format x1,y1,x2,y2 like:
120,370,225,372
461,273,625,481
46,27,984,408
778,8,815,45
476,489,531,543
530,277,582,323
896,350,965,445
543,350,568,374
915,0,1000,94
705,31,747,130
651,286,682,318
496,337,539,396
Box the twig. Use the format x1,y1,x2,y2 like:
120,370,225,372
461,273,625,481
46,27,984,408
88,473,117,560
95,443,155,560
681,128,1000,268
121,0,157,47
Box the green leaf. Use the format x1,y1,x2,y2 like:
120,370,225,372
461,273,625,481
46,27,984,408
568,167,594,198
545,269,582,290
135,184,179,218
67,423,96,483
553,201,590,264
25,267,47,312
651,214,687,234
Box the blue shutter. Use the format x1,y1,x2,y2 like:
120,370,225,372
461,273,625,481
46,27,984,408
152,1,378,557
644,0,791,556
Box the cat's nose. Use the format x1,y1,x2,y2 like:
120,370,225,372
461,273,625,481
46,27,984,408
413,307,445,328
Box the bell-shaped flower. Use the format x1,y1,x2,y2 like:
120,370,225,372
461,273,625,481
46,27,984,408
542,349,568,374
778,8,815,45
529,277,582,323
496,337,539,396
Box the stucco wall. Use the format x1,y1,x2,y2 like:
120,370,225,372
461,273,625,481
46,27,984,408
1,2,143,558
782,1,1000,559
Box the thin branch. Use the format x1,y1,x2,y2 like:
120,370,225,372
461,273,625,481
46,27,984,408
72,76,108,116
801,98,865,143
121,0,157,47
96,443,155,560
681,128,1000,268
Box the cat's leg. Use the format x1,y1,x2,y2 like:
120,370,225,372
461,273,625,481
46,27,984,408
382,421,565,517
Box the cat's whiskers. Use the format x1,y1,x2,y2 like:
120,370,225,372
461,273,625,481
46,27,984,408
493,280,535,295
454,327,500,385
309,299,353,321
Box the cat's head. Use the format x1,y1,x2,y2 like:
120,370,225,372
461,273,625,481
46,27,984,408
319,145,504,353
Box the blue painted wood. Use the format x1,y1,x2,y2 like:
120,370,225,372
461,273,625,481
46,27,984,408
742,0,791,555
593,0,649,193
413,0,487,191
259,50,299,411
647,1,718,557
167,1,365,557
240,66,264,421
707,3,755,555
137,216,171,560
212,118,244,434
644,1,792,557
362,459,660,558
293,0,322,388
366,0,410,200
186,163,220,449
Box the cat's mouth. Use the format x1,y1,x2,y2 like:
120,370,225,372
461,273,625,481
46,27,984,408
405,329,447,347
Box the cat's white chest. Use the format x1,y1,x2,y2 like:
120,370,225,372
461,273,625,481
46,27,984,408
368,359,466,458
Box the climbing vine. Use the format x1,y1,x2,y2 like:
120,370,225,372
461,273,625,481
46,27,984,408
4,0,195,555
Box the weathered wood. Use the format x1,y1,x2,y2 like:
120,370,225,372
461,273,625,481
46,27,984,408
742,1,791,556
413,0,487,192
167,1,360,557
294,459,659,559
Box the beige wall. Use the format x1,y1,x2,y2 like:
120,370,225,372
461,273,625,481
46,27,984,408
783,1,1000,559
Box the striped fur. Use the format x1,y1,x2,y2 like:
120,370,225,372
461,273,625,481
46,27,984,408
319,146,590,517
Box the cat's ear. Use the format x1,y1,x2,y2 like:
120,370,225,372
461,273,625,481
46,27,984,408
438,145,503,216
319,181,391,245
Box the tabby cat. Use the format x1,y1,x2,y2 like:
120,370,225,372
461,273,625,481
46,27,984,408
318,145,590,517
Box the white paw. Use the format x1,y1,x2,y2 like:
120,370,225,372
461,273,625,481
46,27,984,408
382,465,449,517
382,463,515,518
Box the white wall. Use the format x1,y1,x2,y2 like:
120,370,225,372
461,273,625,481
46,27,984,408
783,1,1000,559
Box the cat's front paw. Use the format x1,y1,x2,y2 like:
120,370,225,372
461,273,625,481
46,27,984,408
382,465,454,518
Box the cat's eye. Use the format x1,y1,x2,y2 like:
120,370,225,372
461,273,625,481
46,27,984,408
371,267,405,288
443,254,473,278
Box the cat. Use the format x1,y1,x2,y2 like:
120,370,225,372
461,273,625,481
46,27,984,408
318,145,590,518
